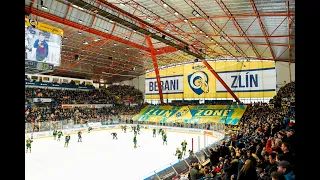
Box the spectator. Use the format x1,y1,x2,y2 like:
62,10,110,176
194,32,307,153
277,161,295,180
280,142,295,166
237,159,257,180
190,164,200,180
271,172,286,180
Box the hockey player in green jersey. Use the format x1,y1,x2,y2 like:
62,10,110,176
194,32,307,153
64,134,71,147
162,133,167,145
78,131,82,142
123,125,127,133
133,134,137,148
53,130,57,140
161,129,165,137
137,125,140,134
26,138,33,153
153,128,156,137
133,129,137,136
175,148,182,160
181,140,187,155
158,128,162,135
88,126,93,133
57,130,63,141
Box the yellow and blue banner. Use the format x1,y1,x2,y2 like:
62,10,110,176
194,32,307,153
25,18,63,36
145,61,276,99
132,105,247,125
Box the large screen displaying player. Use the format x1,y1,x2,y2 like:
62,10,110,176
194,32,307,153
25,25,62,66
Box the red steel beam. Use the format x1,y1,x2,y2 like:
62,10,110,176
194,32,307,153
250,0,276,60
154,46,178,55
25,6,150,52
95,0,189,49
287,0,292,63
201,60,240,102
216,0,260,58
146,36,164,104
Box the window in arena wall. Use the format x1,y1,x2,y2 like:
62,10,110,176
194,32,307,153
62,79,68,83
53,78,59,83
42,77,49,82
74,80,80,85
85,81,92,85
31,76,38,80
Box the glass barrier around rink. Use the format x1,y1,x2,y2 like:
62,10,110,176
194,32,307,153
143,135,228,180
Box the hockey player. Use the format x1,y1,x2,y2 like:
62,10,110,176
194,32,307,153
133,129,137,136
53,130,57,140
153,128,156,137
111,132,118,139
121,125,124,131
137,125,140,134
158,128,162,135
132,126,136,132
57,130,63,141
88,126,93,133
123,125,127,133
175,148,182,160
161,129,165,137
26,138,33,153
162,133,167,145
64,134,71,147
133,134,137,148
78,131,82,142
181,140,188,155
188,150,194,158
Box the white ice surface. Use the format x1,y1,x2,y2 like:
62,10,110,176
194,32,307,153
25,129,218,180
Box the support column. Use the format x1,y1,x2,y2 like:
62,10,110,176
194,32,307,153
201,60,240,102
146,36,164,104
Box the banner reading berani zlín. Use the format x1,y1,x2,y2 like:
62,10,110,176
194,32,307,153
145,61,276,100
132,105,247,125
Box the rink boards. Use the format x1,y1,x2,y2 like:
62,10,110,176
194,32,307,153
25,124,224,140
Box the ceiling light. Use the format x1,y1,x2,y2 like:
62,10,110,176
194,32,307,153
174,12,178,16
105,29,109,32
200,31,203,33
163,3,168,8
100,47,102,49
82,50,84,51
120,3,125,6
206,35,209,38
216,43,219,45
109,20,113,23
114,43,117,46
113,50,115,52
127,47,129,49
83,42,88,45
133,30,136,32
125,37,128,40
166,29,170,32
147,17,151,21
64,37,67,40
220,36,224,40
181,37,184,39
184,19,188,22
211,39,214,42
78,19,83,23
41,6,48,10
125,54,127,56
192,10,201,17
192,25,195,28
78,31,82,35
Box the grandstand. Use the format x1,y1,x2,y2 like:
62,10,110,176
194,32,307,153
25,0,295,180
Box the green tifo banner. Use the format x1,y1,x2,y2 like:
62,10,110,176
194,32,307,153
132,105,247,125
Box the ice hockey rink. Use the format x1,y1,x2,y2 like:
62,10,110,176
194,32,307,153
25,128,219,180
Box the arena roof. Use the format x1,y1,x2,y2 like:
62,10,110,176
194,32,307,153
25,0,295,83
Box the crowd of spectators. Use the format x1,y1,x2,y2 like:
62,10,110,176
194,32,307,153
174,82,296,180
25,84,144,104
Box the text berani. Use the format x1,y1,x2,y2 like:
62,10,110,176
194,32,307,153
149,79,179,91
231,72,258,88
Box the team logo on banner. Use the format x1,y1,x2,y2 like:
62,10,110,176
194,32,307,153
188,71,209,95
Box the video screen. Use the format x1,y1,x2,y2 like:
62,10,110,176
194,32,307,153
25,25,62,66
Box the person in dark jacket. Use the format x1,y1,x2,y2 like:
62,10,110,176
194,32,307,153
237,159,257,180
277,161,295,180
259,152,278,179
190,164,200,180
222,159,239,180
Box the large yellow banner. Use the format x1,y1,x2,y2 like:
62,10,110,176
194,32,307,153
145,61,276,99
25,18,63,36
